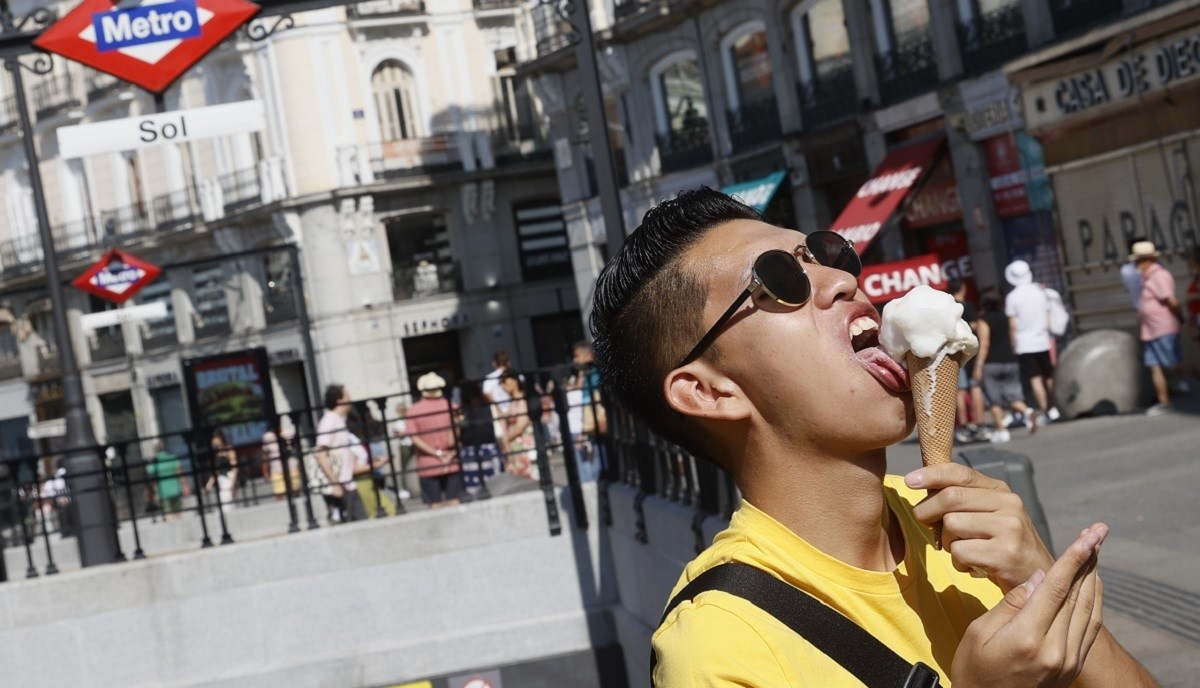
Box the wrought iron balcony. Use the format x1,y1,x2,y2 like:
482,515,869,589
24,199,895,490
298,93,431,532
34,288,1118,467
615,0,657,21
473,0,521,9
393,260,461,301
351,136,464,182
346,0,425,18
0,95,17,133
97,203,153,238
959,4,1027,75
726,96,783,152
799,65,859,129
85,69,122,101
0,340,21,380
139,317,177,352
1050,0,1122,38
31,73,81,119
655,123,713,175
36,346,60,378
88,327,126,363
151,187,201,232
217,167,262,212
875,36,939,105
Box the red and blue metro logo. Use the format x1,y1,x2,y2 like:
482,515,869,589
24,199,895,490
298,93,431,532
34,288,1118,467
71,248,162,304
34,0,260,93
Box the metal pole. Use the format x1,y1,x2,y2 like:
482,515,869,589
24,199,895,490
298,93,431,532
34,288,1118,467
3,56,118,567
289,245,322,415
567,0,626,260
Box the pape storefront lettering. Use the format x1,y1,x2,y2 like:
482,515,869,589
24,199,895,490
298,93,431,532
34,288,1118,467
1076,202,1198,264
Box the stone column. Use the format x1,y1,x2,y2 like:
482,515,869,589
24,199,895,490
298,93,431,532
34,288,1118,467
929,0,964,81
1021,0,1055,48
843,0,882,107
942,92,1006,291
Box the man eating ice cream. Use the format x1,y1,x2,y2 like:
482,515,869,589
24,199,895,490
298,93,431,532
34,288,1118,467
591,188,1154,687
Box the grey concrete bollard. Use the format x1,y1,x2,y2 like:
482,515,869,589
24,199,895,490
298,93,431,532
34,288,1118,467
1053,329,1144,419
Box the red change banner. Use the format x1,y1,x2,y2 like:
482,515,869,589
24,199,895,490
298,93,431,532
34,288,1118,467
858,252,975,304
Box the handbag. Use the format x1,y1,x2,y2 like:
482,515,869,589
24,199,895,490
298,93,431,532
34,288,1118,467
651,562,941,687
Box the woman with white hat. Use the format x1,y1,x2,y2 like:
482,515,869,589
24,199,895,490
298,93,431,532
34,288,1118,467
406,371,463,507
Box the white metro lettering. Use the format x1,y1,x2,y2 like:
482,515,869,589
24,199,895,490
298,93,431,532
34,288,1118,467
100,9,194,44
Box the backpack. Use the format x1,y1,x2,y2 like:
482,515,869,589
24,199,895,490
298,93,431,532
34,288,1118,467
1044,287,1070,336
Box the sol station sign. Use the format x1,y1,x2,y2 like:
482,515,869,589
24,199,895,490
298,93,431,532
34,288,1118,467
72,248,162,304
34,0,260,93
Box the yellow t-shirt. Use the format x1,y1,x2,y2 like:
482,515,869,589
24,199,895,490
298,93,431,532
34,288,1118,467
652,475,1003,687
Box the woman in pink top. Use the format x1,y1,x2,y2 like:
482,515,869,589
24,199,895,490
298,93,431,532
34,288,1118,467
406,372,462,507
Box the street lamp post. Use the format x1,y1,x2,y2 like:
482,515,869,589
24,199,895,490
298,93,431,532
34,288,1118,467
1,6,119,567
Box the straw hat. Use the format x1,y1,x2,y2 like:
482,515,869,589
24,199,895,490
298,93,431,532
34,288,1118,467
1129,241,1159,261
416,372,446,397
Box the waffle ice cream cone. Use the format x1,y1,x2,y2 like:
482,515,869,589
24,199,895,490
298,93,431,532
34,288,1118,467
905,351,964,469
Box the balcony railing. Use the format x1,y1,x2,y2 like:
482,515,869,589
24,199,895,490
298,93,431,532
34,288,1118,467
726,96,782,152
959,4,1028,75
392,261,460,301
348,136,464,183
0,345,20,380
97,203,153,239
346,0,425,18
264,284,298,325
217,167,262,212
151,187,201,232
85,69,122,100
655,123,713,175
139,317,177,352
0,95,17,133
31,73,81,119
473,0,521,9
875,36,939,105
36,346,60,378
1050,0,1122,38
88,327,126,363
799,65,859,129
615,0,657,20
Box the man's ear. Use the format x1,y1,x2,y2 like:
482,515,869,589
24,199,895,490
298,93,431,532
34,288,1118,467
664,364,751,422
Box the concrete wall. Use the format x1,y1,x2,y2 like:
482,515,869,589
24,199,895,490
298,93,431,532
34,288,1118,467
0,486,619,688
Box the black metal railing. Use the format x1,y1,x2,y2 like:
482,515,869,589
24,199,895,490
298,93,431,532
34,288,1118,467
1050,0,1122,38
35,346,60,377
52,218,104,265
0,345,20,380
0,95,17,133
799,65,859,129
151,187,201,233
392,261,460,301
656,123,713,174
88,327,126,363
473,0,521,9
356,137,464,182
85,69,122,101
218,168,262,212
31,73,81,119
615,0,660,20
726,96,782,152
0,366,613,577
346,0,425,18
264,282,299,325
97,203,153,239
875,36,939,105
959,4,1028,75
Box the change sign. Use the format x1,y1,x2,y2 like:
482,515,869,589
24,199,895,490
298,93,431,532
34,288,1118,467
34,0,260,94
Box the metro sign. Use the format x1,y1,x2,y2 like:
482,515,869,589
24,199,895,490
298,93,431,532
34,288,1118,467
34,0,260,94
72,249,162,304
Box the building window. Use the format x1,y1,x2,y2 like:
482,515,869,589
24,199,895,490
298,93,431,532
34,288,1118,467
793,0,857,126
385,214,458,300
136,277,177,351
192,264,231,339
869,0,937,103
727,27,773,109
876,0,931,50
515,202,571,281
262,251,298,325
372,60,421,142
651,53,713,173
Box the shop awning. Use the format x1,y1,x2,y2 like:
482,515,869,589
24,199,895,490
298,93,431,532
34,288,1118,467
829,138,945,254
722,171,787,213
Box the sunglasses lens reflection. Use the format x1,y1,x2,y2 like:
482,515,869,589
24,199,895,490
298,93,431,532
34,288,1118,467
808,231,862,276
757,250,811,305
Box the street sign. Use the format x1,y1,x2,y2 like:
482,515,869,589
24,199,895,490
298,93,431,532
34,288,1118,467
58,100,266,159
80,301,170,331
27,418,67,440
72,249,163,304
34,0,260,94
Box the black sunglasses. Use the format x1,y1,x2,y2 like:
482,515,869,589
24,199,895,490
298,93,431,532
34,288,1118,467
677,230,861,368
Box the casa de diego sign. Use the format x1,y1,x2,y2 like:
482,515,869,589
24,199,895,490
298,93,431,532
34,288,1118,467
34,0,260,93
1024,25,1200,130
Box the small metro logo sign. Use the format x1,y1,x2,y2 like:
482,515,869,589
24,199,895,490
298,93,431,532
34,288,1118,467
72,249,162,304
34,0,260,93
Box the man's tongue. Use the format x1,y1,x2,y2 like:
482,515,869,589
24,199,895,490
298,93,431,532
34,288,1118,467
855,346,910,393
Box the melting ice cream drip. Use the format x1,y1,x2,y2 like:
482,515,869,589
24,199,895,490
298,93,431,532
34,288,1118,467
879,285,979,417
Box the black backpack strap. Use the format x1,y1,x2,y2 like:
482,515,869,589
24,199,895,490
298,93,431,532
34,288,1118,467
651,562,940,688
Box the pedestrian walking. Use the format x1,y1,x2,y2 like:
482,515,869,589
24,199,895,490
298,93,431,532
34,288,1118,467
1004,260,1056,427
206,430,238,511
1132,241,1184,414
481,350,513,411
407,372,463,508
387,400,414,499
973,296,1035,443
947,279,987,442
456,380,502,496
146,442,189,520
499,371,538,481
1120,235,1147,308
569,340,606,481
261,423,298,502
311,384,368,523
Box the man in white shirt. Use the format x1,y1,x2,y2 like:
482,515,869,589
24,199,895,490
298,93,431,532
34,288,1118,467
1004,260,1054,426
481,350,512,411
314,384,367,522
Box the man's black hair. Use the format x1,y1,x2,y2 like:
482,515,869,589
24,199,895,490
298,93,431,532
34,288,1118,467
591,187,763,465
323,384,345,411
947,278,964,296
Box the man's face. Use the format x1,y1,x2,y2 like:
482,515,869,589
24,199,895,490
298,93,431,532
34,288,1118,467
675,220,913,454
573,347,594,366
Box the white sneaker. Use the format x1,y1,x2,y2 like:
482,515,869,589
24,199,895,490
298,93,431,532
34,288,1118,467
399,489,412,499
1047,406,1061,421
1145,403,1173,416
989,429,1011,444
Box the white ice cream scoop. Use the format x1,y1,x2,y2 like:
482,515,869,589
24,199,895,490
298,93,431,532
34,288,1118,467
879,284,979,362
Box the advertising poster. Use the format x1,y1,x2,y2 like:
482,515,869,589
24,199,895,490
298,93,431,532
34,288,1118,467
182,347,277,447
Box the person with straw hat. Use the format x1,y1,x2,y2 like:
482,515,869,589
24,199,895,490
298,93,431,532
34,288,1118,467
1131,241,1184,415
407,371,462,507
